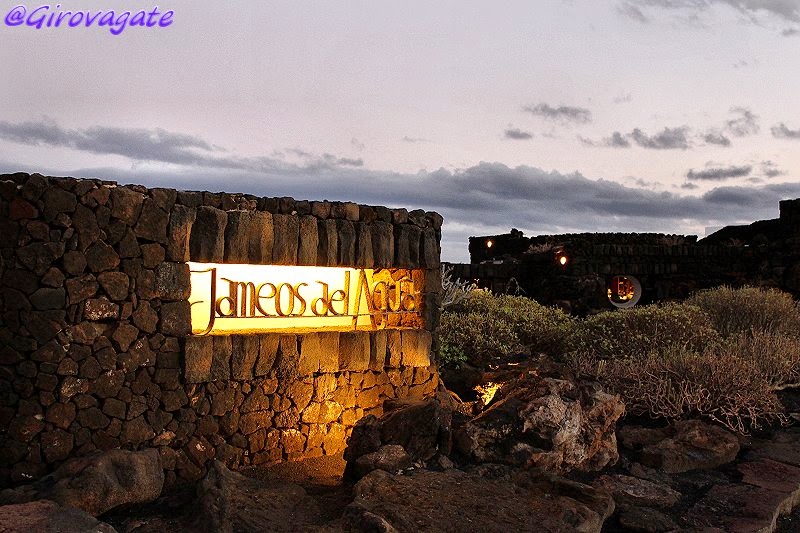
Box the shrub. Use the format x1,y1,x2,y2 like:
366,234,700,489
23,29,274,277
438,311,522,368
570,302,720,360
448,291,575,357
686,285,800,338
719,330,800,389
573,346,787,434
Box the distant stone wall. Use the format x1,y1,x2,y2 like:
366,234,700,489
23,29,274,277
0,173,443,488
453,222,800,314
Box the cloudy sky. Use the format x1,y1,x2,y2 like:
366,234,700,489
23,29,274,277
2,0,800,261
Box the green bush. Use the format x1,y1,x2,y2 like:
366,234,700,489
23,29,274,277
686,285,800,338
438,310,521,368
437,339,468,370
448,291,575,357
570,302,720,360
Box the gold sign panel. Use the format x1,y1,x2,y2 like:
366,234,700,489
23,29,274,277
188,263,425,335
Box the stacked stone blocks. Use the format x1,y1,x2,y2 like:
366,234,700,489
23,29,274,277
0,173,442,487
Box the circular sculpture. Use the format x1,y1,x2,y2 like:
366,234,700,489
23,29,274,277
607,275,642,308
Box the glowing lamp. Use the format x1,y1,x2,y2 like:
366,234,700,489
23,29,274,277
558,255,568,266
486,240,493,248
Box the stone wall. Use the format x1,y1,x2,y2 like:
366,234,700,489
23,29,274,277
0,173,443,488
451,210,800,314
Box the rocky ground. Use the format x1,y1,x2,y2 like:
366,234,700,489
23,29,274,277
5,364,800,532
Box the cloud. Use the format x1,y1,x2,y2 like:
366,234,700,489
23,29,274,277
351,137,365,151
686,164,752,181
621,0,800,26
681,182,699,190
580,127,690,149
629,177,660,188
732,58,759,68
503,127,533,140
771,123,800,139
725,107,759,137
618,2,649,22
523,103,592,124
760,160,785,178
0,118,362,174
630,126,691,149
579,131,632,148
401,136,433,143
613,93,633,104
703,131,732,146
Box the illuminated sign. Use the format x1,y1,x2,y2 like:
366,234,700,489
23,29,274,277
188,263,425,335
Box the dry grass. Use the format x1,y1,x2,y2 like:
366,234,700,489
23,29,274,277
572,346,787,434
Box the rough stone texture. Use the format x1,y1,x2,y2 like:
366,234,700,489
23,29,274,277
166,204,196,262
0,173,442,489
231,335,259,380
592,474,680,509
98,272,130,301
346,468,614,533
134,198,169,243
353,444,412,478
338,332,370,371
455,376,624,475
401,330,432,367
337,220,356,266
223,210,252,263
617,505,678,533
160,300,191,336
0,500,118,533
0,449,163,517
317,219,338,267
297,215,318,265
344,392,455,479
190,206,227,262
272,214,299,265
356,223,373,267
154,262,190,301
619,420,740,474
184,337,213,383
687,482,794,532
298,332,339,375
195,461,321,532
110,186,143,226
247,211,273,263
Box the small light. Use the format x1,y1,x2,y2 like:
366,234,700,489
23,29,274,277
559,255,568,266
486,240,493,248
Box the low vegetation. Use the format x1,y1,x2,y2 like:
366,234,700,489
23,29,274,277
686,285,800,338
570,302,720,360
440,289,574,367
438,279,800,434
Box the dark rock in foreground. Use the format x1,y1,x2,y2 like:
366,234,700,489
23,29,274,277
345,467,614,533
454,376,625,474
0,449,163,517
0,499,117,532
619,420,739,474
195,460,323,533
